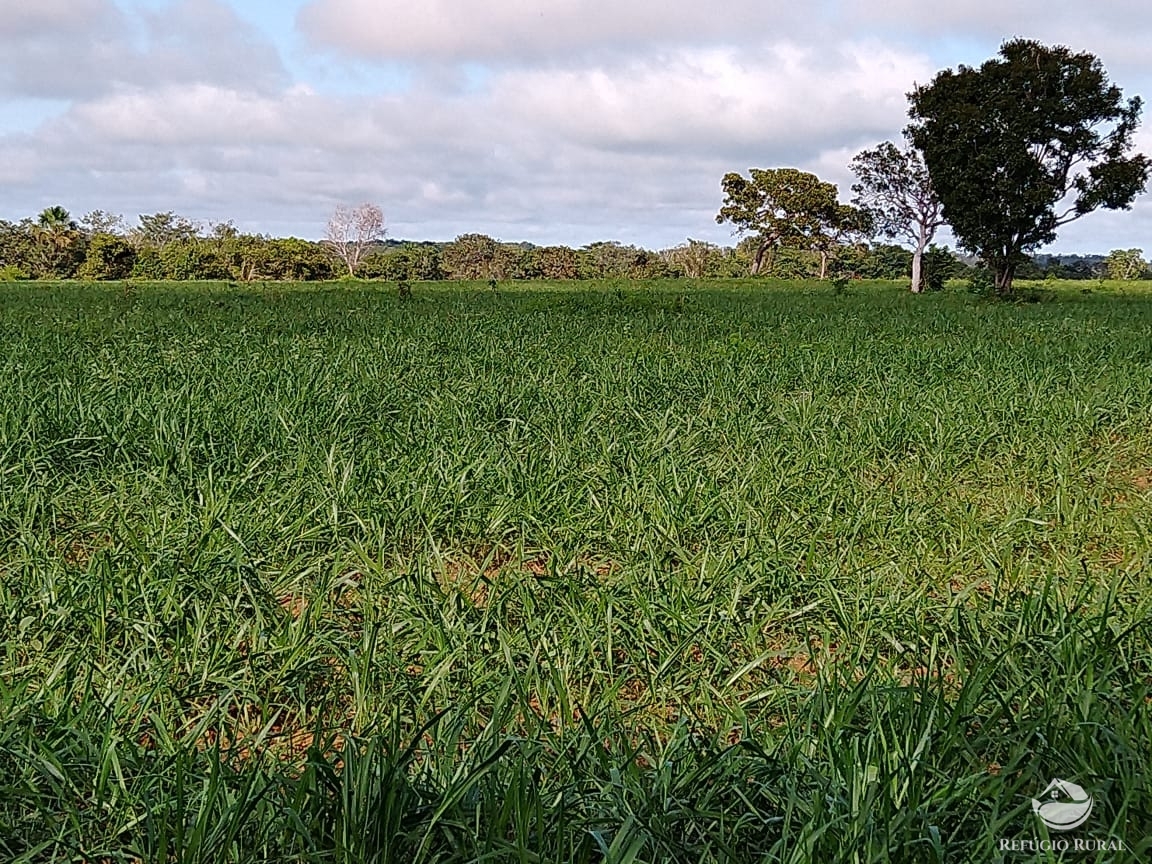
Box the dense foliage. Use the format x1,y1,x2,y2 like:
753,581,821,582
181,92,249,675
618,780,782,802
1,279,1150,861
908,39,1149,294
716,168,870,277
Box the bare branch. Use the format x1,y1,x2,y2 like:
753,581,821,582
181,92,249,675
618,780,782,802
324,203,386,277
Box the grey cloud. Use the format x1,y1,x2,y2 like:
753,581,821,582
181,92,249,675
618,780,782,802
0,0,113,37
297,0,1152,90
0,0,287,100
135,0,288,95
841,0,1152,41
0,0,127,99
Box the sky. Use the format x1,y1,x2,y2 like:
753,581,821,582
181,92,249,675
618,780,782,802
1,0,1150,252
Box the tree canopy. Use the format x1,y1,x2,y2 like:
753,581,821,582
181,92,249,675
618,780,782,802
716,168,866,277
1105,248,1148,280
908,39,1149,294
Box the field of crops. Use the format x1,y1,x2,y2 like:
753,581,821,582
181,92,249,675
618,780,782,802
1,278,1150,862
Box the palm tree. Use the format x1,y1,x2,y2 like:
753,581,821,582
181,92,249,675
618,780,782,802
38,204,75,230
37,206,77,247
34,206,80,277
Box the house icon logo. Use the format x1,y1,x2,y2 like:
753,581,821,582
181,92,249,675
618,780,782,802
1031,779,1094,832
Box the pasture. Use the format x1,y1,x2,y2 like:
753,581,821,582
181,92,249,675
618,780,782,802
1,279,1150,861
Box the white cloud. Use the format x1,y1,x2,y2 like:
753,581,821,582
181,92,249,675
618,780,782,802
297,0,822,61
63,85,312,146
2,38,936,244
494,43,927,156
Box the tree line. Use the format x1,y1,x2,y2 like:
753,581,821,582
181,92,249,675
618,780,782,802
0,204,975,284
3,206,1144,286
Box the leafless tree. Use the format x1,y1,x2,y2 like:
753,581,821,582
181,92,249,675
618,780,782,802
850,138,945,293
324,203,385,276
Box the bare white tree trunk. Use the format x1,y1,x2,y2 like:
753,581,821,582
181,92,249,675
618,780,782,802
910,246,924,293
910,223,932,293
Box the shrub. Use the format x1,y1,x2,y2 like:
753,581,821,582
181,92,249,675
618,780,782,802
0,264,30,281
131,248,166,280
78,233,137,280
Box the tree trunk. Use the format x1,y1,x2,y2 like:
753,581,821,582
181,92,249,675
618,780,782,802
819,250,828,280
910,246,924,293
750,241,768,276
994,264,1016,296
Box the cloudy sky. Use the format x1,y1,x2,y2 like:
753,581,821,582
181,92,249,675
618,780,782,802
2,0,1150,251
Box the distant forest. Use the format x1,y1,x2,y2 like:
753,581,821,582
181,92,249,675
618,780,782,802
0,207,1139,284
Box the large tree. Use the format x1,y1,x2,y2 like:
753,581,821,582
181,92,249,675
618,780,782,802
850,139,944,293
323,203,386,277
716,168,846,276
908,39,1149,295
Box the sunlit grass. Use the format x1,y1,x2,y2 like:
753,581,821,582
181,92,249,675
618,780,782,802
1,278,1150,861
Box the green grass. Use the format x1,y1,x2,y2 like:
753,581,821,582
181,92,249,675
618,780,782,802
0,278,1150,862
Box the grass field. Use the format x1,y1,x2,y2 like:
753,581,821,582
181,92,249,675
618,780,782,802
1,278,1150,862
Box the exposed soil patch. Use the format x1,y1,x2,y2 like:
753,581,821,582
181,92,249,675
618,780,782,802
59,530,112,570
279,594,308,619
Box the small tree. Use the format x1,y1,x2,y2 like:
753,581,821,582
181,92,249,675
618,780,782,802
133,212,199,248
908,39,1150,295
0,220,36,276
850,138,945,293
442,233,503,280
79,233,136,280
1104,248,1148,280
324,203,385,277
576,242,667,280
661,239,727,278
716,169,844,276
80,210,127,237
360,243,443,282
266,238,336,281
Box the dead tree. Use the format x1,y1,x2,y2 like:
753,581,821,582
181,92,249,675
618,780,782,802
324,203,385,277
